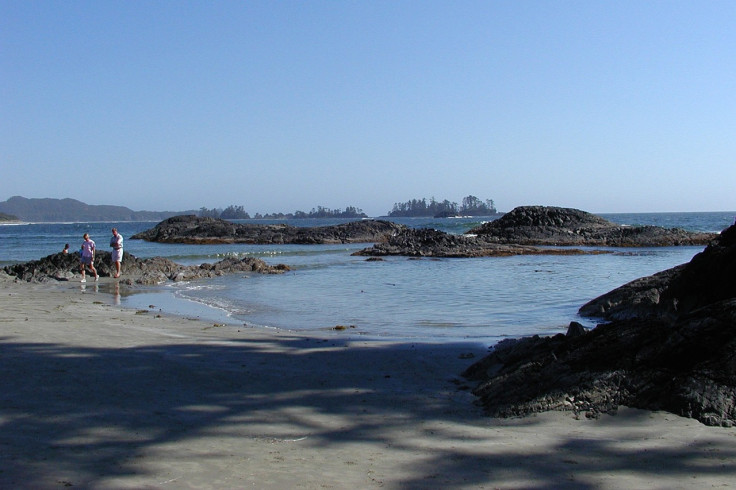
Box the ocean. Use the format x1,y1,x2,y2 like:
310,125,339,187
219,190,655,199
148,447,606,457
1,212,733,347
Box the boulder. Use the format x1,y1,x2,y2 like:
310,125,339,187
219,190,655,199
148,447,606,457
566,321,588,337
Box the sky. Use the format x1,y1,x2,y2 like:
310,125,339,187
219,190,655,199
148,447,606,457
1,1,735,216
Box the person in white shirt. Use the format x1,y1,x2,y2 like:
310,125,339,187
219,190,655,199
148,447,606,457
110,228,124,278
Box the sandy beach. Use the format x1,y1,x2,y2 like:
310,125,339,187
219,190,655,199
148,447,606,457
1,277,735,489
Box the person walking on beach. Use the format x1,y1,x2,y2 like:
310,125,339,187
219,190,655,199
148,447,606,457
110,228,123,278
80,233,98,282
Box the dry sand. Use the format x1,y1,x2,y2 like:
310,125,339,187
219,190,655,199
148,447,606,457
1,277,735,489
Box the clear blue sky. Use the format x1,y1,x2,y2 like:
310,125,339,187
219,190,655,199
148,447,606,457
2,1,734,216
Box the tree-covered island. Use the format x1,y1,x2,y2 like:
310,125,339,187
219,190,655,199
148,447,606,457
387,195,498,217
198,196,497,220
198,205,368,220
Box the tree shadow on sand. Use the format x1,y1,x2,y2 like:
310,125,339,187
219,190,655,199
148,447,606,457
1,336,735,488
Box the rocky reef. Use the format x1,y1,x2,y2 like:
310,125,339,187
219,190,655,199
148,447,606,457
463,223,736,426
353,206,716,257
352,227,609,258
467,206,716,246
3,251,290,285
130,215,406,244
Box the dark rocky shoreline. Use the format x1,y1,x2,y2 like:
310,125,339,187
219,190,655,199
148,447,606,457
3,250,290,285
463,222,736,427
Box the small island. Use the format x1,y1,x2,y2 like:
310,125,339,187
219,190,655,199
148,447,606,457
467,206,715,246
130,215,405,244
387,195,498,218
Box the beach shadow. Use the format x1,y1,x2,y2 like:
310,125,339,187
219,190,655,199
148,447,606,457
1,336,734,488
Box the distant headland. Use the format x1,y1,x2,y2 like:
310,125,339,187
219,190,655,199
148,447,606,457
0,196,190,223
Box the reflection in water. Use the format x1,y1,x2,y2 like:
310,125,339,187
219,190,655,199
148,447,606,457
80,282,99,294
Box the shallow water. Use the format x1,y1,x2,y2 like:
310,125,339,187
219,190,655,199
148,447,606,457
153,244,701,344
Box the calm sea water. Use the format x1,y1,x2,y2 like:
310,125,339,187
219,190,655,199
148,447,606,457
1,212,733,346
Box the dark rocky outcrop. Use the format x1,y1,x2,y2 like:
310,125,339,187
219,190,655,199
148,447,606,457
579,224,736,321
130,215,406,245
577,266,686,322
464,224,736,427
352,227,611,258
467,206,716,246
3,251,290,285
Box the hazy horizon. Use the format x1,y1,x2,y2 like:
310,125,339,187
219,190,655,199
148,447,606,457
3,2,735,217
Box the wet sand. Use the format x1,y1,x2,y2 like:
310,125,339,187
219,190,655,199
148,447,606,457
1,278,735,489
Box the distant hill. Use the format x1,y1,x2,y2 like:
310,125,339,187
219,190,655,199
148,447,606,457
0,196,192,222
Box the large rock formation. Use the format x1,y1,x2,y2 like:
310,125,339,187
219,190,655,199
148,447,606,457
3,251,290,285
463,224,736,426
130,215,406,244
467,206,716,246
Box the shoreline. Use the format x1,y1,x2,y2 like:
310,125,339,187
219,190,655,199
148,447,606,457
2,279,735,488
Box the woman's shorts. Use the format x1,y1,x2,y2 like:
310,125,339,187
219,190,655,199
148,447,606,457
81,255,93,265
